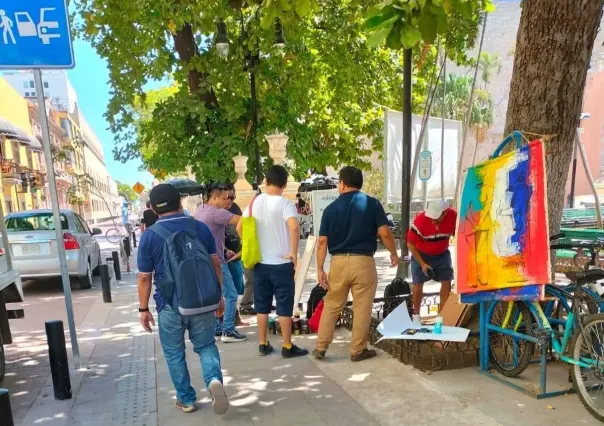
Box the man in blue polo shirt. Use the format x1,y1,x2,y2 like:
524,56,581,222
313,166,399,362
137,184,229,415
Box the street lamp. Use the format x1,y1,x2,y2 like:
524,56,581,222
214,15,286,185
215,20,230,58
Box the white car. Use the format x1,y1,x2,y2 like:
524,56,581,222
5,210,102,289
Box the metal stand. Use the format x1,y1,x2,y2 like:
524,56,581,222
478,301,572,399
45,320,72,400
99,265,112,303
132,231,137,248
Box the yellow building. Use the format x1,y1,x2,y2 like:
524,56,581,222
0,79,43,213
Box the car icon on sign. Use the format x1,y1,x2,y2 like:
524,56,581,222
38,8,60,44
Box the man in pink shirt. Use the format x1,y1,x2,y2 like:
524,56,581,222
195,184,245,342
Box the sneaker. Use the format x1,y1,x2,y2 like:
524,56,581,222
282,344,309,358
240,306,256,315
350,349,377,363
215,330,223,338
175,400,197,413
312,349,326,360
221,330,247,343
208,379,229,415
259,342,275,356
412,314,422,326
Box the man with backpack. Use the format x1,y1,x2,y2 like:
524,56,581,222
195,184,246,342
137,183,229,415
239,165,308,358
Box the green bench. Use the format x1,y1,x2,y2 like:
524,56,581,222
554,227,604,271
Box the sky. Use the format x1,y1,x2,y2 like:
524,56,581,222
67,38,154,188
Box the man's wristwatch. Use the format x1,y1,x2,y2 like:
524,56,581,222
138,307,150,313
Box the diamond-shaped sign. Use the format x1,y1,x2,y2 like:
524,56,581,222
132,182,145,194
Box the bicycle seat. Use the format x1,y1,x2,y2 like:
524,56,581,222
565,269,604,285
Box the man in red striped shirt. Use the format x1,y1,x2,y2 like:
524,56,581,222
407,200,457,320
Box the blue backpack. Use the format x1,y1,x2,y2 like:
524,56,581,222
149,219,221,315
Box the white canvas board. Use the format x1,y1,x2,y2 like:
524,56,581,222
293,236,317,313
384,110,462,204
376,303,470,343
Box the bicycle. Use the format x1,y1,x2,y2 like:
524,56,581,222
105,227,124,245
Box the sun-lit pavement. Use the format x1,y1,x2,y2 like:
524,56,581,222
2,245,601,425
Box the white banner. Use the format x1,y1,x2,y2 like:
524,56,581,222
311,189,339,237
384,110,462,204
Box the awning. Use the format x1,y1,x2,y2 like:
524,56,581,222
0,116,31,145
29,135,43,151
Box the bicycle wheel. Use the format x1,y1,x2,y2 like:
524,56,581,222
105,228,122,244
488,301,535,377
571,314,604,422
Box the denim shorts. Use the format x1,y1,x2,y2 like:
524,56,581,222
253,262,295,317
410,250,453,284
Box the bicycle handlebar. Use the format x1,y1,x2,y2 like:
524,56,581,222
549,233,566,242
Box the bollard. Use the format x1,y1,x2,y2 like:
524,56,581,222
0,389,14,426
132,231,137,248
45,321,72,400
111,251,121,281
99,264,112,303
122,237,131,258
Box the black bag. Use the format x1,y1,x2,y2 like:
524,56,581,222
307,284,327,319
383,277,412,319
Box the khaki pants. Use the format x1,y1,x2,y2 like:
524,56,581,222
316,255,378,356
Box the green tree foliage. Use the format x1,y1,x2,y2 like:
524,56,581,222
117,181,138,203
76,0,485,182
478,52,502,90
433,73,493,141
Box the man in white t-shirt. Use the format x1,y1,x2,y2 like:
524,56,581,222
239,165,309,358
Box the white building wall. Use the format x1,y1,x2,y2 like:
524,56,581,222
2,70,77,113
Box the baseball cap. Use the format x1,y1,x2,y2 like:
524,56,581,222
149,184,181,214
426,200,448,220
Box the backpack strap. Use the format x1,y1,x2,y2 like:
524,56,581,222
248,194,259,216
148,222,171,240
185,218,198,237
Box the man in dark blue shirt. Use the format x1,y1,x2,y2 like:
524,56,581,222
137,184,229,415
313,166,399,363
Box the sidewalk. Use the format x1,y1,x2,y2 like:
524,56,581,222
5,250,602,425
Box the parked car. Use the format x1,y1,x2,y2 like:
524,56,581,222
4,210,102,289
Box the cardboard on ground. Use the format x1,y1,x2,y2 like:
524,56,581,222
376,303,470,343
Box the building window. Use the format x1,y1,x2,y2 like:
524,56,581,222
22,81,28,89
29,80,34,88
24,92,30,97
31,91,36,97
43,81,49,89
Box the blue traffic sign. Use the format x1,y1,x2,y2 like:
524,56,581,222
0,0,74,69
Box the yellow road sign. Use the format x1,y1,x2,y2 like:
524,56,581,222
132,182,145,194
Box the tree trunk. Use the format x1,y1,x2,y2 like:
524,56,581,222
504,0,604,235
172,24,218,107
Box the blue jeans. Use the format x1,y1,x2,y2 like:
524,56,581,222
228,259,245,295
215,263,238,334
158,306,223,405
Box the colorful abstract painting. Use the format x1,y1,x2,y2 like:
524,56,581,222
456,139,550,298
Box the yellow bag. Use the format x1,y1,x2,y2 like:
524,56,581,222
241,196,262,269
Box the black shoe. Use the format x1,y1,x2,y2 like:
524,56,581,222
215,331,222,337
259,342,275,356
282,344,309,358
350,349,377,362
240,307,256,315
312,349,326,360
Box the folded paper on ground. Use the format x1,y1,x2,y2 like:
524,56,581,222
376,303,470,343
456,139,550,299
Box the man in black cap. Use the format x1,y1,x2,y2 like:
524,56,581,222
137,184,229,415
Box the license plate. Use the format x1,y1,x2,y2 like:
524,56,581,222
22,244,41,255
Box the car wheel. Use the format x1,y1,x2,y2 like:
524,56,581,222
92,249,101,276
78,261,93,290
0,333,5,383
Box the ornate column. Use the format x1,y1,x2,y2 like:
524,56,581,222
263,132,300,201
232,153,256,211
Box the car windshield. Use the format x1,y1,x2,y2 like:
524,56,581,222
6,213,69,232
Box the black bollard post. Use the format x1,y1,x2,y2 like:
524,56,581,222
99,264,112,303
45,321,72,400
111,251,121,281
132,231,137,248
0,389,14,426
122,237,131,258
